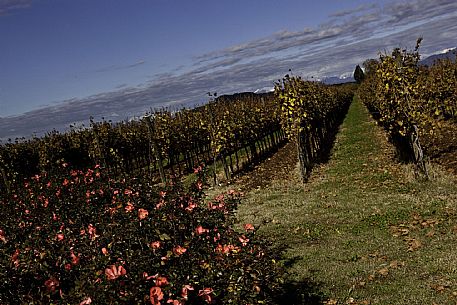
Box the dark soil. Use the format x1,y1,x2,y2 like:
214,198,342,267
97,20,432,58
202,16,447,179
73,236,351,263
232,141,298,191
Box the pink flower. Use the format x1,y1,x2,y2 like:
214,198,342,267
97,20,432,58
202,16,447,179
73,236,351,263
0,229,6,243
239,235,249,246
196,181,203,190
62,179,69,186
198,287,214,303
244,223,255,232
138,208,149,220
155,276,169,287
105,265,127,280
101,247,109,256
88,224,98,240
181,284,194,300
11,249,20,267
71,251,80,265
195,226,209,235
173,245,187,256
56,233,65,241
70,251,80,265
44,277,60,293
150,286,164,305
159,191,166,198
143,272,155,280
124,189,133,195
185,201,197,212
150,241,161,250
167,300,182,305
125,202,135,212
80,297,92,305
156,199,166,209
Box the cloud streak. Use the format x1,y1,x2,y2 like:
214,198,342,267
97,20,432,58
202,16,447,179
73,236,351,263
2,0,457,140
0,0,32,15
94,60,146,73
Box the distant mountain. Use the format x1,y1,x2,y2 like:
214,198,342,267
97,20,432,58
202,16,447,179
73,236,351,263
321,76,355,85
254,87,274,94
420,48,456,66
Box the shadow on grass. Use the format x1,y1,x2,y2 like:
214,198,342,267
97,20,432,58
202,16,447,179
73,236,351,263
273,279,325,305
270,249,326,304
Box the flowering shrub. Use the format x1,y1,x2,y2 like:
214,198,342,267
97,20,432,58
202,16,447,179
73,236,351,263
0,164,283,304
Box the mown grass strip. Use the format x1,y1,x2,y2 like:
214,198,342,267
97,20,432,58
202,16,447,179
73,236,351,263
236,97,457,304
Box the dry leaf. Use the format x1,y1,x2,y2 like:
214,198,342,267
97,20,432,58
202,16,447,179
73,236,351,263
325,299,338,305
389,260,404,269
407,238,422,252
430,284,446,292
425,230,435,237
378,268,389,276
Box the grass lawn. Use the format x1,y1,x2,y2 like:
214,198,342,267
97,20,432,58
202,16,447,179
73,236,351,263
232,97,457,304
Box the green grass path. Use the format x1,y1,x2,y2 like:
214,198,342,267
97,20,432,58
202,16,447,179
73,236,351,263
236,97,457,304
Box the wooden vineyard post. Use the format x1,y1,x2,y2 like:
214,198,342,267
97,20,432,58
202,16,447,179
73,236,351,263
207,100,218,185
146,116,166,184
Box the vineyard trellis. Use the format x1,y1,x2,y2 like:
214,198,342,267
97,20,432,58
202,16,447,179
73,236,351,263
0,93,287,193
357,38,457,176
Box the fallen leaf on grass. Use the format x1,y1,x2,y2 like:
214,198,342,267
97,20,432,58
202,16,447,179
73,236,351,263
389,260,405,269
324,299,338,305
430,283,447,293
378,268,389,276
426,230,435,237
407,238,422,252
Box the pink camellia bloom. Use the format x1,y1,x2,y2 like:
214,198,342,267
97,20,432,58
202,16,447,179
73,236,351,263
105,265,127,280
44,277,60,293
11,249,20,267
198,288,214,304
195,226,209,235
150,286,164,305
244,223,255,232
80,297,92,305
142,272,155,280
88,224,98,240
239,235,249,246
185,201,197,212
155,276,169,287
0,229,6,243
138,208,149,220
150,241,161,250
70,251,80,265
181,284,194,300
173,245,187,256
125,202,135,212
56,233,65,241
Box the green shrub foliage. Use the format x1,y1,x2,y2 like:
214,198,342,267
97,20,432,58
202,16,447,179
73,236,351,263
0,164,283,304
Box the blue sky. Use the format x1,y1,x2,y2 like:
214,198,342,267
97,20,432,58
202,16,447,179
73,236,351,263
1,0,457,139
